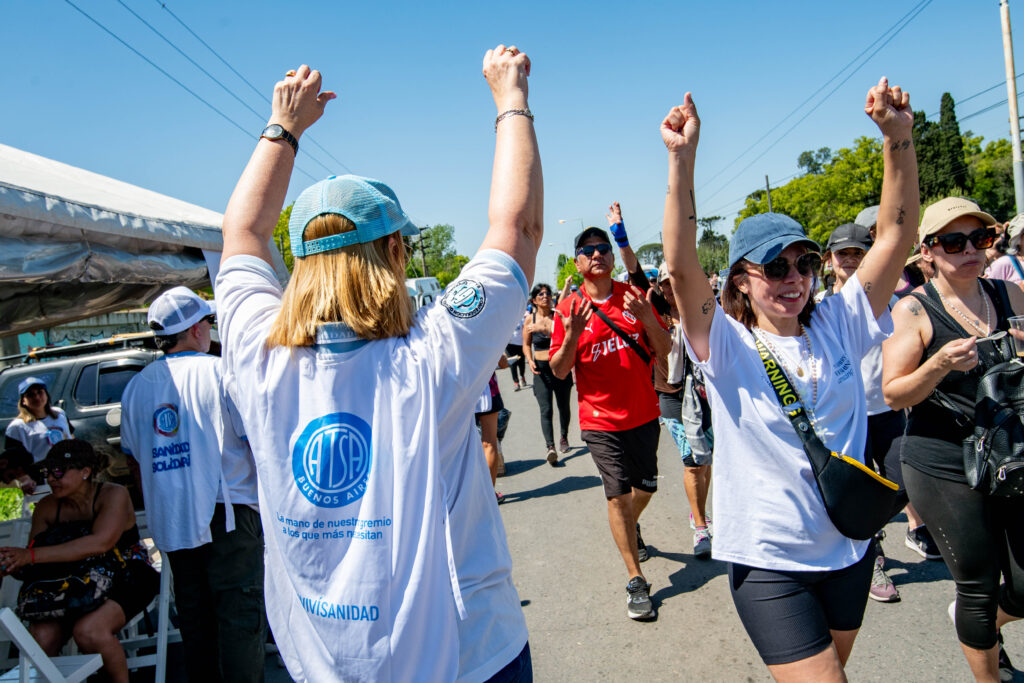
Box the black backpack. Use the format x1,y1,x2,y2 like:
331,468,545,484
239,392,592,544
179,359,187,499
913,280,1024,496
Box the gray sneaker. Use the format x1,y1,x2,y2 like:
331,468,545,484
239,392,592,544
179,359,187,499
869,555,900,603
693,527,712,560
626,576,655,620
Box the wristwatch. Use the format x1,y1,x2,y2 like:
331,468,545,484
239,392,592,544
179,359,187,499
260,124,298,156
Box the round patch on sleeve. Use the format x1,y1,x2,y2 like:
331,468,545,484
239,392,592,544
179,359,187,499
441,279,486,319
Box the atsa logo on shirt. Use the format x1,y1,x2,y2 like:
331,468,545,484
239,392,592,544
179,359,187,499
46,428,64,445
292,412,373,508
622,311,637,324
441,279,486,319
153,404,179,437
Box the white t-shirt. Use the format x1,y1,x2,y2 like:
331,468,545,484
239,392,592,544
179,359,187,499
5,408,72,462
684,274,891,571
215,250,529,683
120,352,258,552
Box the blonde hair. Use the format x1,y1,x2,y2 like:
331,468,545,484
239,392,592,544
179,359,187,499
266,214,414,348
18,389,56,423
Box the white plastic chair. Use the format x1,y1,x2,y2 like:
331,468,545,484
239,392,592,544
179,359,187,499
0,608,101,683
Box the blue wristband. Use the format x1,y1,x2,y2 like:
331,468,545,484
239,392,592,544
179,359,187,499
610,221,629,247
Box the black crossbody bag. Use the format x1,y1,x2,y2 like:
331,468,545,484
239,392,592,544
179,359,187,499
752,334,898,540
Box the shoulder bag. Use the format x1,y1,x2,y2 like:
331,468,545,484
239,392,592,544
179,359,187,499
752,334,898,540
912,279,1024,496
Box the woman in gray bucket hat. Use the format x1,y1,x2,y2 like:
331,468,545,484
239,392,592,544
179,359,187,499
661,78,919,681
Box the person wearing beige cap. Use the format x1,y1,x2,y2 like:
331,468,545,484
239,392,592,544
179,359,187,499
984,213,1024,283
884,196,1024,681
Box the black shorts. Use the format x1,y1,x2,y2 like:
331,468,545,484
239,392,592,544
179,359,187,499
475,392,505,419
728,549,875,666
581,419,659,498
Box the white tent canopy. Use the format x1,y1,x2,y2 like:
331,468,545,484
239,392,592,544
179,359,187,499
0,143,287,338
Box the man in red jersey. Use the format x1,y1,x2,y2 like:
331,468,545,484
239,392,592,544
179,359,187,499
550,226,671,621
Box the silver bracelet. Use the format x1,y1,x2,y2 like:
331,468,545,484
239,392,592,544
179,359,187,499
495,108,534,131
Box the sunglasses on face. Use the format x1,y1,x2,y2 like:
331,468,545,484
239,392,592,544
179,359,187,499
535,291,551,298
202,314,217,326
925,227,996,254
39,467,68,481
576,244,612,258
759,252,822,281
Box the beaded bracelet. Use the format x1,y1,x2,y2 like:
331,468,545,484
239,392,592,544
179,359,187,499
495,108,534,131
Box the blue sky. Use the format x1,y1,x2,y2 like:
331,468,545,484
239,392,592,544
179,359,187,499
4,0,1019,283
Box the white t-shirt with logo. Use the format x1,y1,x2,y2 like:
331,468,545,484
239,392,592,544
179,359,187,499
120,352,258,552
215,250,529,683
5,408,72,462
684,274,891,571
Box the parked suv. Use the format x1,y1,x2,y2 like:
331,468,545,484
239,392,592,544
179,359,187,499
0,334,164,504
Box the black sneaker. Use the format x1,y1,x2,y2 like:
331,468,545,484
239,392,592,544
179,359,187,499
906,525,942,560
999,631,1016,681
559,436,570,453
626,576,655,620
636,523,649,562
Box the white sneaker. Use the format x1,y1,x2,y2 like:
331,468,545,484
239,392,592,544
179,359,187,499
693,528,712,560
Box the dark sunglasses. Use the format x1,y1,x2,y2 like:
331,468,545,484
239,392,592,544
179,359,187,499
202,314,217,326
39,467,68,480
535,290,552,298
576,244,612,258
925,227,996,254
759,252,822,281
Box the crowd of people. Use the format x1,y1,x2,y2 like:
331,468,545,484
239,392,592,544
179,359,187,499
3,44,1024,683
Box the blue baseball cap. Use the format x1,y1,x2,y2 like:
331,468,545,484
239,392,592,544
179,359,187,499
288,175,419,258
728,213,820,268
17,377,46,396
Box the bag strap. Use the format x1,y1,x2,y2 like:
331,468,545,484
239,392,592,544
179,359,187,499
1011,255,1024,280
575,292,652,365
750,332,831,476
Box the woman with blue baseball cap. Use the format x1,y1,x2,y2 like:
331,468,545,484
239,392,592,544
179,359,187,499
215,46,541,682
5,377,74,467
661,77,919,681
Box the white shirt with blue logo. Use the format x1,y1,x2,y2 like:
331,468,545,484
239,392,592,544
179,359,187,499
120,352,258,552
216,250,529,683
684,275,891,572
5,408,72,463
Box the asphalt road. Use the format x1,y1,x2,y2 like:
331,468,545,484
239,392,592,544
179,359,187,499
492,368,1024,682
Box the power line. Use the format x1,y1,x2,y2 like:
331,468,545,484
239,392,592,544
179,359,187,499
924,74,1024,119
697,0,932,195
61,0,319,182
699,0,931,207
154,0,354,175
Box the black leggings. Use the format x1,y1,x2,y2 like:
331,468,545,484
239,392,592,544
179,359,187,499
505,344,526,384
903,463,1024,650
532,359,572,447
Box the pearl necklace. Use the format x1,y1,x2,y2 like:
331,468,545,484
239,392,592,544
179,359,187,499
754,324,818,408
934,280,991,336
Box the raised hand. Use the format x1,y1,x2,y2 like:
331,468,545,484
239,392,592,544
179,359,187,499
606,201,629,247
865,76,913,138
483,44,531,112
555,298,593,340
606,201,624,227
271,65,336,137
661,92,700,156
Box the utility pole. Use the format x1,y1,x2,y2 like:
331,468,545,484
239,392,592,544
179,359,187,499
1002,0,1024,213
765,175,773,213
416,230,428,277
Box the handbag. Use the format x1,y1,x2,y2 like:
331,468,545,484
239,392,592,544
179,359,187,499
911,280,1024,496
752,334,898,540
15,522,125,622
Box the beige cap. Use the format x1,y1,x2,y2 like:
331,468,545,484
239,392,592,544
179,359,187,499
1007,213,1024,239
918,197,997,244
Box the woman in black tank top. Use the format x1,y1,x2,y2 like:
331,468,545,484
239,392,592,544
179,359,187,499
883,197,1024,679
523,283,574,463
0,440,158,683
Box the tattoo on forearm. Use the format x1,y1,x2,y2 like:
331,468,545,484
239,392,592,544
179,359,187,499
700,297,714,315
688,190,696,221
907,300,923,316
889,139,911,151
896,206,906,225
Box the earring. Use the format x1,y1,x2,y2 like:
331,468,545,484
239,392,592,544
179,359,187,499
82,474,87,481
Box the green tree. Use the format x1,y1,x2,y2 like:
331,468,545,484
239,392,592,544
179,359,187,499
404,224,470,288
635,243,664,266
797,147,833,175
965,135,1015,220
273,204,294,273
737,136,884,245
938,93,969,192
557,258,581,289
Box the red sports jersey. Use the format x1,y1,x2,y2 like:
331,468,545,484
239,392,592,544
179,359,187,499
550,282,663,431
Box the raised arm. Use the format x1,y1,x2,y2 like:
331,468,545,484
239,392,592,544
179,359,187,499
221,66,335,265
607,202,643,286
855,77,919,317
660,94,713,361
478,45,543,284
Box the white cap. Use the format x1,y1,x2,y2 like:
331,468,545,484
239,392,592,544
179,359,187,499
147,287,215,336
